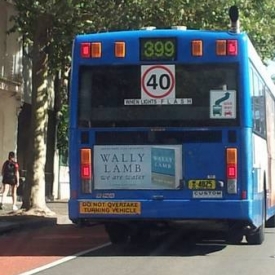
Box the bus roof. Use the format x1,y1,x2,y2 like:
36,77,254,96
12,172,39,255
75,28,245,41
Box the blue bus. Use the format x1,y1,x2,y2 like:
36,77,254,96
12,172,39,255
68,6,275,244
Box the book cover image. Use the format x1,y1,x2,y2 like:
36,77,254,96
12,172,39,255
151,146,182,189
93,145,182,190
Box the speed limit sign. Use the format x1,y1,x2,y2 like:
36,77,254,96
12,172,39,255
141,65,175,99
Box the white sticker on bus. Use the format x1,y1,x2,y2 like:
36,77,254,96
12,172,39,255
192,190,223,199
141,65,175,99
124,98,192,105
124,65,193,106
210,90,236,119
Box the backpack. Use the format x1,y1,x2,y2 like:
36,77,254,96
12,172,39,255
3,160,16,184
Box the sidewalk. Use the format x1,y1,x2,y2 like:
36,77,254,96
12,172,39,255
0,197,71,234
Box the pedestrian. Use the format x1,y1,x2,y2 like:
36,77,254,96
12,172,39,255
0,151,20,211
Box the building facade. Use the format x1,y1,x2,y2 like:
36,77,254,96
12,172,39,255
0,1,69,200
0,0,23,170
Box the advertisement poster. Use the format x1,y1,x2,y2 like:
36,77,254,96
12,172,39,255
93,145,182,190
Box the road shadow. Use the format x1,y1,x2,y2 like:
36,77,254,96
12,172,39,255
0,221,109,257
84,228,228,257
0,217,258,257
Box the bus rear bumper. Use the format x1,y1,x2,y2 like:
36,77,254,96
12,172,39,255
68,199,255,224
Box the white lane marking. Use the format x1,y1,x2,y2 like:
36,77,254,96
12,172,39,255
18,242,111,275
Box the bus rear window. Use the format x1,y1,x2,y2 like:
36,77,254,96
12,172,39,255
78,64,238,127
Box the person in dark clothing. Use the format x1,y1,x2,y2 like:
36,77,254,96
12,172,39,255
0,152,20,211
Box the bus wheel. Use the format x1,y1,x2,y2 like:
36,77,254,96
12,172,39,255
105,223,129,244
246,200,265,245
226,222,244,244
226,231,243,244
245,224,264,245
265,215,275,228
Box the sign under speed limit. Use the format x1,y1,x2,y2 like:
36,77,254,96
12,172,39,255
141,65,175,99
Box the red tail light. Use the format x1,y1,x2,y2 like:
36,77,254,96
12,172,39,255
80,148,93,193
81,43,91,58
81,164,91,179
227,40,238,55
80,148,92,179
227,164,237,179
226,148,238,194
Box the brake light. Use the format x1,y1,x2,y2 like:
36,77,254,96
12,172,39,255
226,148,237,194
216,40,238,56
227,165,237,179
81,164,91,179
80,148,92,193
80,43,91,58
227,40,238,55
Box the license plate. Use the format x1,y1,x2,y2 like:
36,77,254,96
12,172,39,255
79,201,141,215
188,180,216,190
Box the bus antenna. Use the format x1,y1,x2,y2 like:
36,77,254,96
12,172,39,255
229,5,240,33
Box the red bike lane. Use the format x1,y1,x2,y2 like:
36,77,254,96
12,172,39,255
0,224,109,275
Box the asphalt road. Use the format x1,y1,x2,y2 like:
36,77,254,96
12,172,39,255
32,226,275,275
1,200,275,275
1,220,275,275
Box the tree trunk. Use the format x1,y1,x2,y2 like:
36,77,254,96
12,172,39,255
21,15,54,215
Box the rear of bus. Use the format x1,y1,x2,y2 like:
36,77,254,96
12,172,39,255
68,28,264,244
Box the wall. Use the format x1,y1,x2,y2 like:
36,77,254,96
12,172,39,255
0,0,23,166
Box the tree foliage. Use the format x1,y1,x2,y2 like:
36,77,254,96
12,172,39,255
82,0,275,60
6,0,275,214
9,0,275,70
57,105,69,157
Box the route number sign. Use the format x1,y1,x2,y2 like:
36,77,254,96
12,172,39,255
140,37,177,61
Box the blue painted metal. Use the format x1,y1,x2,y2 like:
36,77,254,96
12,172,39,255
68,28,275,229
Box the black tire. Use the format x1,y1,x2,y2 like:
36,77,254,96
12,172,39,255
226,231,244,244
105,223,129,244
226,221,244,244
265,215,275,228
246,198,265,245
245,224,264,245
